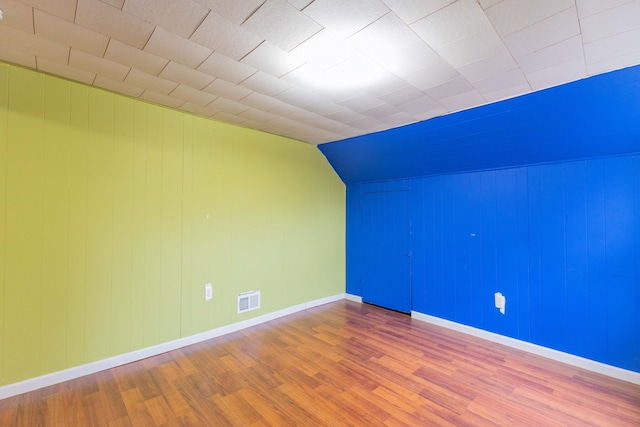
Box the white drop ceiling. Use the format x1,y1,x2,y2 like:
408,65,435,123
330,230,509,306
1,0,639,145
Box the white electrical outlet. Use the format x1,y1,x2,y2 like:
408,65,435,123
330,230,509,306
494,292,506,314
205,283,212,301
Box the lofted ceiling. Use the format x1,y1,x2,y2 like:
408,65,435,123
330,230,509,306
0,0,639,145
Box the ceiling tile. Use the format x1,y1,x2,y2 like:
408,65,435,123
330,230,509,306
101,0,124,8
349,116,388,132
503,7,580,58
239,91,285,111
361,103,402,119
239,108,279,123
94,75,145,98
587,50,640,75
241,42,304,77
425,76,475,100
283,126,342,144
298,114,350,133
240,71,292,96
209,97,251,115
286,0,313,10
122,0,210,39
576,0,633,19
190,13,263,61
37,57,95,84
242,0,321,51
396,95,444,117
383,0,455,24
584,27,640,67
525,57,587,90
401,61,460,91
472,68,529,98
327,109,368,125
159,61,214,90
212,111,247,125
0,44,36,68
580,0,640,43
69,49,130,81
203,78,252,101
379,85,426,106
269,102,316,121
104,39,169,76
456,51,519,82
193,0,264,25
411,0,493,49
338,93,385,113
76,0,155,49
438,89,486,111
1,0,34,33
170,84,218,106
280,63,328,89
435,29,507,68
304,99,344,116
124,69,178,95
485,0,575,37
20,0,77,22
379,112,416,127
275,86,323,108
348,12,442,77
144,27,213,68
34,9,110,57
478,0,501,9
139,90,185,108
302,0,389,38
0,24,69,63
262,115,302,132
481,81,530,103
290,30,357,70
197,52,257,83
516,35,584,74
179,102,218,117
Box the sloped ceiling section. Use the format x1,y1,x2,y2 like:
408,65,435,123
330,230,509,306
0,0,639,145
319,64,640,184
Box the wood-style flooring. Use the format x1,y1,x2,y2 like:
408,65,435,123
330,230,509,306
1,300,639,426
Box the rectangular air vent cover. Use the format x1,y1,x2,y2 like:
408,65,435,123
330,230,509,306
237,290,260,314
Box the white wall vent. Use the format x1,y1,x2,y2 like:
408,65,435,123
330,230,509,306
237,290,260,314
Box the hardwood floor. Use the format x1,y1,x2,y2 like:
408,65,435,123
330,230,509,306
1,300,639,426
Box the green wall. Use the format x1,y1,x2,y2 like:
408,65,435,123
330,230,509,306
0,63,346,386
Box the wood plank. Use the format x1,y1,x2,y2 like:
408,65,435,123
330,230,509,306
1,301,639,426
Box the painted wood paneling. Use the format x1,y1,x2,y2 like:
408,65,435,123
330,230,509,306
320,64,640,184
41,77,71,375
5,67,45,383
348,155,640,372
0,62,346,387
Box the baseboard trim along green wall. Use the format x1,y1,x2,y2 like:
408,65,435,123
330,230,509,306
411,311,640,386
0,293,346,400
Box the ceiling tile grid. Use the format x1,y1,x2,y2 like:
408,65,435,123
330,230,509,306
0,0,638,145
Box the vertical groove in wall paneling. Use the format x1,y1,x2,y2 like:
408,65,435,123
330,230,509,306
0,62,7,386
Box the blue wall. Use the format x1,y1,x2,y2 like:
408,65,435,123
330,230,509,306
346,155,640,373
320,65,640,184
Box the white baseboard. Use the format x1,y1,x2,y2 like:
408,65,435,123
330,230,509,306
0,293,346,400
344,293,363,303
411,311,640,386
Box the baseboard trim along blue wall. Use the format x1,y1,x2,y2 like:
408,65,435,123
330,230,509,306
346,154,640,374
411,311,640,386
